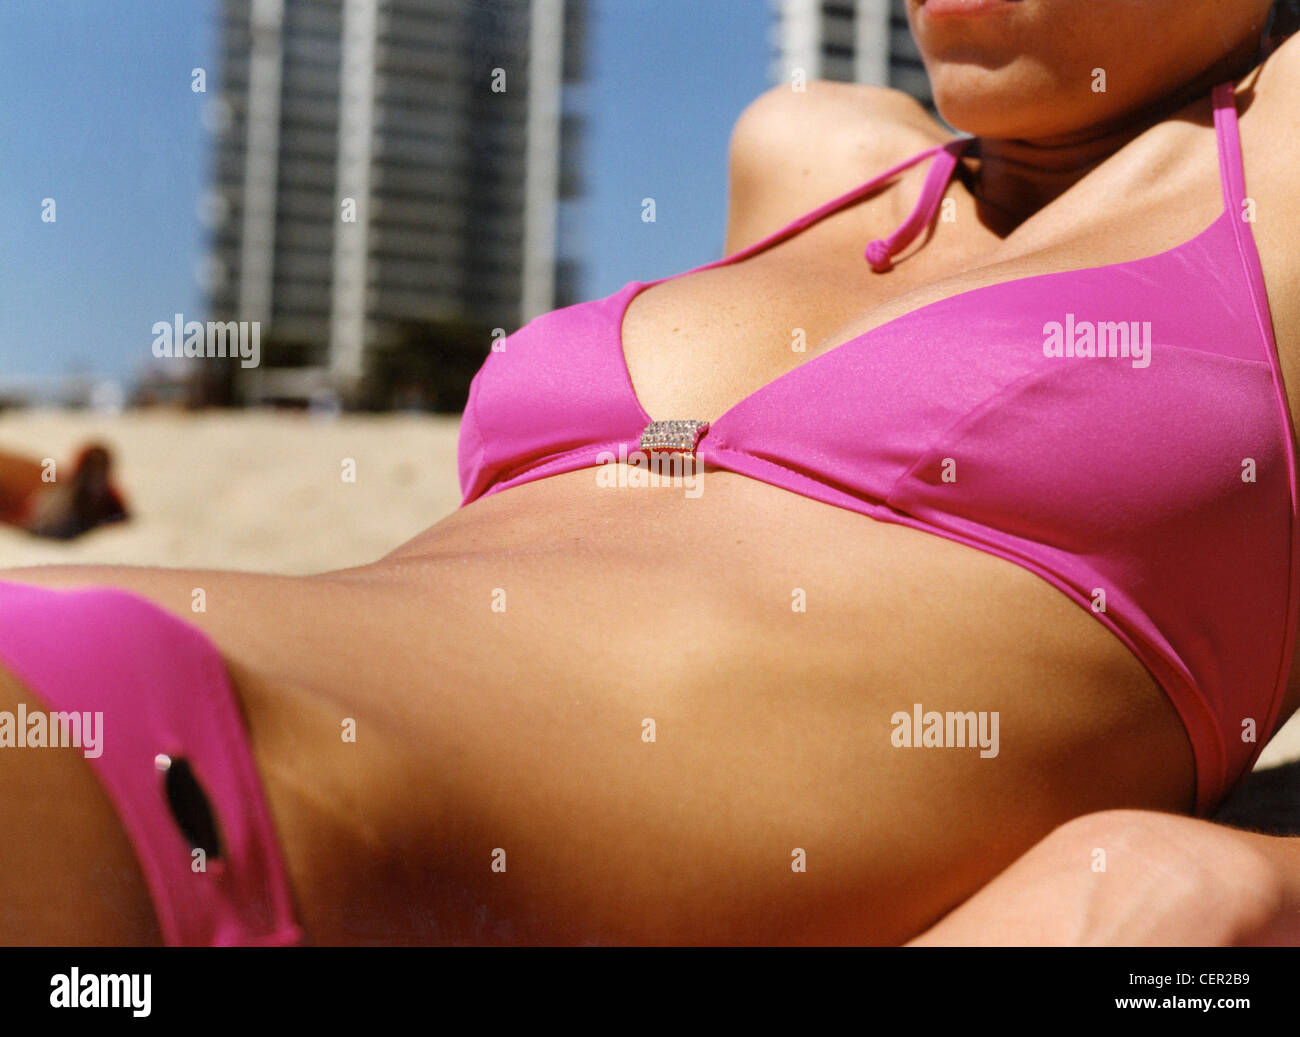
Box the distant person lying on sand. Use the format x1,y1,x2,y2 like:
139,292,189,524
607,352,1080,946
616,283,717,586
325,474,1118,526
0,444,129,539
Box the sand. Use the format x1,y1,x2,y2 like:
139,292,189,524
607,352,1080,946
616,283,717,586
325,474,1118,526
1,406,1297,767
0,407,462,574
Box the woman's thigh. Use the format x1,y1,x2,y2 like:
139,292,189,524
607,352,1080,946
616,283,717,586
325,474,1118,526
0,562,432,945
0,661,161,944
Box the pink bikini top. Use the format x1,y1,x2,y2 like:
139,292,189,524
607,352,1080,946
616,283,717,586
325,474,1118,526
458,81,1299,816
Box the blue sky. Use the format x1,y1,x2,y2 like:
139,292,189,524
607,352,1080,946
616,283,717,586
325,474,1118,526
0,0,213,384
0,0,768,383
582,0,768,296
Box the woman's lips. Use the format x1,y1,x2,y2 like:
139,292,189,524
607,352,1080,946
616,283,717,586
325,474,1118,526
919,0,1023,18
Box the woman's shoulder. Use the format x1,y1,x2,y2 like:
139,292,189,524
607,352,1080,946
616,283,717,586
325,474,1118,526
723,80,952,254
1246,29,1300,125
1237,33,1300,430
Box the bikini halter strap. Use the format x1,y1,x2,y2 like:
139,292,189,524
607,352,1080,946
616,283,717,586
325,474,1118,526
867,79,1244,273
865,137,973,273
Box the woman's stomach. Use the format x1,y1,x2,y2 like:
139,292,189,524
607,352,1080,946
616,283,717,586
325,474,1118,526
322,461,1194,940
391,461,1161,711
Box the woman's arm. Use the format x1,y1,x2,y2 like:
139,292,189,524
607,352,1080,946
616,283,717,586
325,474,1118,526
906,807,1300,945
721,81,947,256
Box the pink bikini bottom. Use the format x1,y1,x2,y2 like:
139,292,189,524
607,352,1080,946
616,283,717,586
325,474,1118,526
0,579,302,945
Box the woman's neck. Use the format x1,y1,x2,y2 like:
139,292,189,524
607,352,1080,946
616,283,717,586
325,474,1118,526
966,35,1264,234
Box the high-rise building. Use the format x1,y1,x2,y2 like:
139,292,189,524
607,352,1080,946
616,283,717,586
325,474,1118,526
768,0,930,106
204,0,585,408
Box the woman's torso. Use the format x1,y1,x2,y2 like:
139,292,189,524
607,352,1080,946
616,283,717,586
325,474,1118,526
265,75,1300,942
398,76,1300,746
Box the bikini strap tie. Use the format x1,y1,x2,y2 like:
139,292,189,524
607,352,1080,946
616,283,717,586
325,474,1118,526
865,137,971,273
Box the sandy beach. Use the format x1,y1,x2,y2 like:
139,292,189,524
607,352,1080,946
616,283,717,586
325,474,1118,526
0,407,463,574
2,406,1298,769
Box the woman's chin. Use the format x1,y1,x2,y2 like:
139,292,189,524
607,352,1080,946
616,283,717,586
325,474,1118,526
931,80,1086,140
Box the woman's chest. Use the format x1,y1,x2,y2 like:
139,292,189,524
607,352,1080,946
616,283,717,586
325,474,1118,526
616,167,1227,426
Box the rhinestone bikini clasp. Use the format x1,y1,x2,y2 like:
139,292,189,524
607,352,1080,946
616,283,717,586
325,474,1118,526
639,420,709,456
